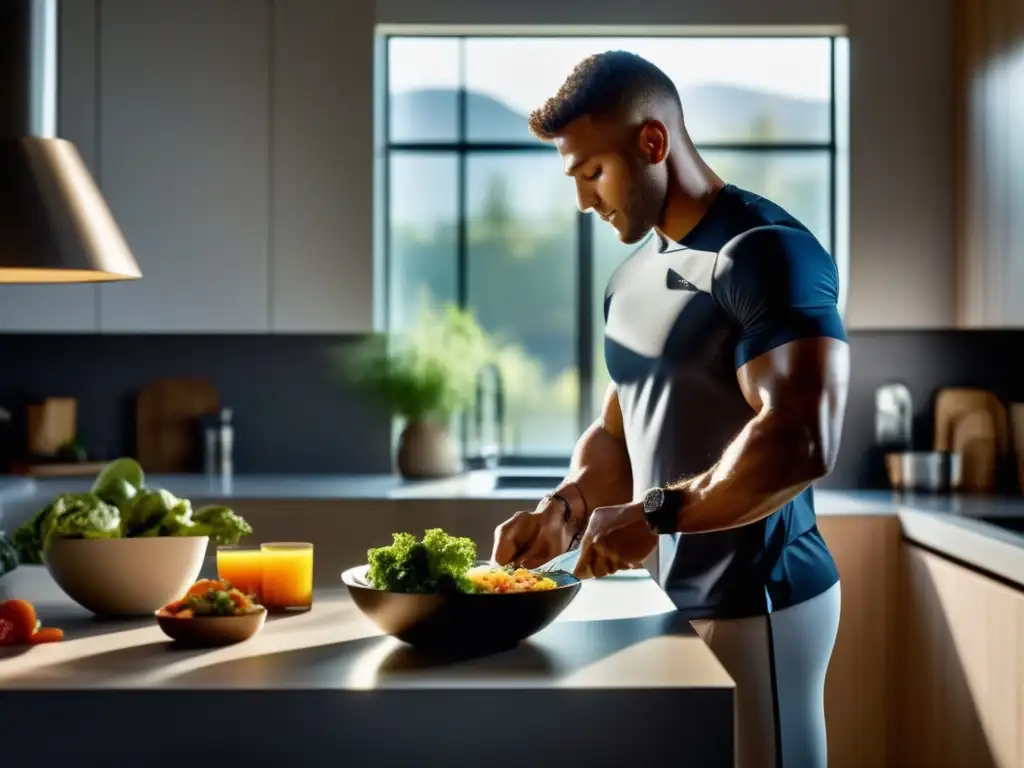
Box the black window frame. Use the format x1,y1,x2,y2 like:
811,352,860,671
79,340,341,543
380,34,840,464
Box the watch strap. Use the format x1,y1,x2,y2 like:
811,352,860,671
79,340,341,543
644,486,684,534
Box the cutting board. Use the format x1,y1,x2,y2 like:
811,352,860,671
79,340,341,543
933,387,1009,455
9,461,108,478
26,397,77,455
951,408,997,492
136,378,220,473
1011,403,1024,493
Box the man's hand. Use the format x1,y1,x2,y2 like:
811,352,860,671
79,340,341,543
573,502,658,579
491,498,575,569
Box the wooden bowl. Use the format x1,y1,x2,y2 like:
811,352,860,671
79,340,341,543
155,607,267,647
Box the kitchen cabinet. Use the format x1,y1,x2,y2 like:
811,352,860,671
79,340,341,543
0,0,372,335
954,0,1024,327
269,0,374,333
817,515,901,768
897,544,1024,767
95,0,271,332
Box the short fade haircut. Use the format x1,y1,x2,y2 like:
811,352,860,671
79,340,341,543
528,50,682,140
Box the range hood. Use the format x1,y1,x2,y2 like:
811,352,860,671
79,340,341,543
0,0,140,284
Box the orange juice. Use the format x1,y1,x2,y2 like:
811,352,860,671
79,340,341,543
261,542,313,612
217,546,263,600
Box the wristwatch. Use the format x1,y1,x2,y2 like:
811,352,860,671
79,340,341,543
641,486,684,534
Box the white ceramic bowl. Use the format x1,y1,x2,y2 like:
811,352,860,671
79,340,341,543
44,536,209,617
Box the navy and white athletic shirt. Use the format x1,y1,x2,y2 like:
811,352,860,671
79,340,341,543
603,183,848,620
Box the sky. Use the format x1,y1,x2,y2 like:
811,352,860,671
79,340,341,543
388,36,833,117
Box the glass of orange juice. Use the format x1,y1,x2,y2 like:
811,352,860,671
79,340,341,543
261,542,314,613
216,545,263,600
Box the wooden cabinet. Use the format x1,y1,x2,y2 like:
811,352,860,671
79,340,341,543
898,544,1024,767
96,0,271,333
954,0,1024,327
817,515,901,768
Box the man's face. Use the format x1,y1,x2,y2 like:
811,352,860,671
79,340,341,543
553,115,667,244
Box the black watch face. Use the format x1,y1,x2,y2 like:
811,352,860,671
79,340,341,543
643,487,664,515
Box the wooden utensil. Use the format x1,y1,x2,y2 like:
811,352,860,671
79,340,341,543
951,408,998,492
136,378,220,473
26,397,77,455
933,388,1009,454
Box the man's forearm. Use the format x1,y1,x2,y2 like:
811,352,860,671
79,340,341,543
665,408,830,534
552,421,632,530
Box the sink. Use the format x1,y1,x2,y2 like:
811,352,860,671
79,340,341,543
492,474,564,490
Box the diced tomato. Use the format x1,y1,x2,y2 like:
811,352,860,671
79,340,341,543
162,599,190,614
0,617,15,645
0,599,37,644
185,579,227,598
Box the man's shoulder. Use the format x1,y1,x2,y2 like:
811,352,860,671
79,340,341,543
713,224,835,286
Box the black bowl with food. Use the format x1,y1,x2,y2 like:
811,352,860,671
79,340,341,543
341,529,582,654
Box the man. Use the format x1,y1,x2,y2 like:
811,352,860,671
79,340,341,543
491,51,849,768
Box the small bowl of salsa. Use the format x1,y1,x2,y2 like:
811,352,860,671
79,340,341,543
155,579,267,646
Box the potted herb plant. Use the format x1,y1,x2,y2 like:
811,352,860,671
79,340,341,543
341,300,492,479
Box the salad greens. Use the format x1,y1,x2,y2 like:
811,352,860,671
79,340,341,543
12,457,253,565
366,528,478,594
0,532,18,577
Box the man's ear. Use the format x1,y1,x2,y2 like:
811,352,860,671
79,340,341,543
637,120,670,164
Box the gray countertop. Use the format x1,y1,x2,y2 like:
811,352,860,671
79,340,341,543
0,567,734,767
0,469,569,504
0,566,731,693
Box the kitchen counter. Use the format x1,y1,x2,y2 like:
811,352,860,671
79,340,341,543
0,566,734,766
4,470,1024,589
0,470,563,504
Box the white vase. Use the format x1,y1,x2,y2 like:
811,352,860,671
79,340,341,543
396,420,460,479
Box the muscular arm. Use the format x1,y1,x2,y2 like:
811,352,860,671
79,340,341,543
555,383,633,532
666,336,849,533
665,225,849,534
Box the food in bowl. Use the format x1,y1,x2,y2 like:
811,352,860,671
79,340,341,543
157,579,263,618
11,457,253,569
155,579,267,646
364,528,572,595
366,528,478,594
345,530,582,652
464,565,558,594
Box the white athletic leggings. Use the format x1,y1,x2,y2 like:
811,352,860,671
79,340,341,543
690,582,842,768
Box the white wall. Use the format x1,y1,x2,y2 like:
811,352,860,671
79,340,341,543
339,0,954,329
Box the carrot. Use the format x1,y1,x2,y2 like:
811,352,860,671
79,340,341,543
185,579,226,598
161,599,187,614
0,599,38,644
29,627,64,644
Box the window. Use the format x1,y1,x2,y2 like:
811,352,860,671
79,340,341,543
381,34,847,460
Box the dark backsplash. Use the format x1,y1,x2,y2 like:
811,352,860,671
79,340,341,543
0,330,1022,489
0,335,392,474
821,329,1024,491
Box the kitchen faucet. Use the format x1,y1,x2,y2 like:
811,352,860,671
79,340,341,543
473,362,506,469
